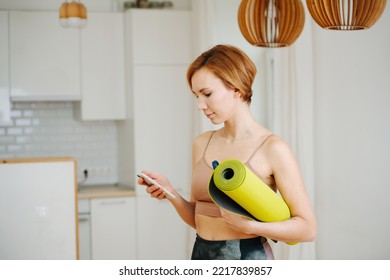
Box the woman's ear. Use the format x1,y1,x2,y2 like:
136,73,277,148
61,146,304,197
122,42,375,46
234,89,243,99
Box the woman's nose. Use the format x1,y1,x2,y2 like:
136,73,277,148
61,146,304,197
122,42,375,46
197,98,207,111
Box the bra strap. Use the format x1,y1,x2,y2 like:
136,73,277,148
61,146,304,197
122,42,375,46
246,133,273,162
202,131,216,158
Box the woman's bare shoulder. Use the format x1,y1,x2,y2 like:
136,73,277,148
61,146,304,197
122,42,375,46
263,134,294,157
192,130,216,165
264,134,298,169
193,130,216,146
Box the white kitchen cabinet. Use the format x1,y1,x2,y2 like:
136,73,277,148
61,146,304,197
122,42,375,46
9,11,81,101
120,9,193,193
90,196,136,259
118,9,193,260
132,65,192,194
128,9,193,65
0,11,11,122
136,196,189,259
78,12,126,120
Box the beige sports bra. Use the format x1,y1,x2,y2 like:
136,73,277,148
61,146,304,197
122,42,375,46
192,131,275,217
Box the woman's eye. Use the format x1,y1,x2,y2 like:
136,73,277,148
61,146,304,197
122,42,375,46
192,92,211,98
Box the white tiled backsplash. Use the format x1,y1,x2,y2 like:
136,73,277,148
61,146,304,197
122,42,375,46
0,102,118,185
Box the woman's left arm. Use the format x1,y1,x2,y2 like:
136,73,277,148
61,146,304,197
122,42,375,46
221,138,317,243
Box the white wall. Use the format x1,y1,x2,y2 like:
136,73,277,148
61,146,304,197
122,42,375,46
313,8,390,259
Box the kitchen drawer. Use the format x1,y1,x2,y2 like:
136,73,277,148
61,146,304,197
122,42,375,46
78,198,90,214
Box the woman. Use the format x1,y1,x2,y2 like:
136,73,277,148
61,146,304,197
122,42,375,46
138,44,316,260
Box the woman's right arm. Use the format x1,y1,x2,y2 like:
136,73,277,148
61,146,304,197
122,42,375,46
169,192,196,229
138,133,211,229
138,134,208,229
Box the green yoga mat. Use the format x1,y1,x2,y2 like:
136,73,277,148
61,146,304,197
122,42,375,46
209,159,297,245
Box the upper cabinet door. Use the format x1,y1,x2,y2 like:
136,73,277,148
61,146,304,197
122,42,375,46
126,9,193,65
9,11,81,101
79,12,126,120
0,11,11,122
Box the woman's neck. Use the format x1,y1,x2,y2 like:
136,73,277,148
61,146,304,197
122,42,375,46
222,115,257,141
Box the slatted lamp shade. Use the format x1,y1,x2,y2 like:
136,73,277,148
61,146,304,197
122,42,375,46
306,0,387,30
59,0,88,28
238,0,306,48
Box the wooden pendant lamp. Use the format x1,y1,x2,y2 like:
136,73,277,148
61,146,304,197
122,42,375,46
238,0,306,48
59,0,88,28
306,0,387,30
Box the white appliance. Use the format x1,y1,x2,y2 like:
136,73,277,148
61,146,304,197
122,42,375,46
0,158,78,260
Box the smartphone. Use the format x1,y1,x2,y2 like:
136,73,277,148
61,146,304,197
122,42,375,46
137,172,176,199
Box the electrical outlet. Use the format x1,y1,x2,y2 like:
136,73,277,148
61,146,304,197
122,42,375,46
79,166,114,184
81,167,111,178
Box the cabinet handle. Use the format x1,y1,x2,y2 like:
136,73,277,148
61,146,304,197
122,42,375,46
78,217,89,222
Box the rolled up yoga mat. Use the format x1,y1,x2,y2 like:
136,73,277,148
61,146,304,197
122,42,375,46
209,159,297,245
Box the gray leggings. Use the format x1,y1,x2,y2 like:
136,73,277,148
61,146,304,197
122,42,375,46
191,234,274,260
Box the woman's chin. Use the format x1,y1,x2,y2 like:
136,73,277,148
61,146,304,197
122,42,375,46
210,119,223,125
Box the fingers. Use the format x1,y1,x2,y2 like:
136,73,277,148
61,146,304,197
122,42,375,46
137,170,157,186
137,176,146,185
146,185,165,200
141,170,157,178
137,170,169,200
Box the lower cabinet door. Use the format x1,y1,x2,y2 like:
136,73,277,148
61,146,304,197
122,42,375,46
78,213,92,260
90,197,136,259
136,196,189,259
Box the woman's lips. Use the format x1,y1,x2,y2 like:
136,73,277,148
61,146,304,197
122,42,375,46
205,112,215,118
